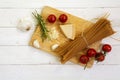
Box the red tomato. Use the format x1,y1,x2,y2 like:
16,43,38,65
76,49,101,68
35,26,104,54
47,14,56,23
79,55,89,64
59,14,68,23
102,44,112,52
95,53,105,62
87,48,97,57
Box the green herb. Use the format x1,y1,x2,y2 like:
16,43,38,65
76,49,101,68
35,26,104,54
32,11,50,42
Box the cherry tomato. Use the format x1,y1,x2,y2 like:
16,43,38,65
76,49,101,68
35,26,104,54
47,14,56,23
87,48,97,57
102,44,112,52
59,14,68,23
95,53,105,62
79,55,89,64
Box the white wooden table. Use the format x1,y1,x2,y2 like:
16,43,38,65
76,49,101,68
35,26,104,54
0,0,120,80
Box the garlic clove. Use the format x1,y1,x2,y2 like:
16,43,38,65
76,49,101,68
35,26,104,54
33,39,40,49
51,44,59,50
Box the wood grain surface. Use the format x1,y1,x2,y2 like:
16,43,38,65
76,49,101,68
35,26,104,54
0,0,120,80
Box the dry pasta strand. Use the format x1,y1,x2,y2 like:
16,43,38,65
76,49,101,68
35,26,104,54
54,18,115,64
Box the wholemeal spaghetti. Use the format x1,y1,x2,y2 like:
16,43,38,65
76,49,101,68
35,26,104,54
55,18,115,64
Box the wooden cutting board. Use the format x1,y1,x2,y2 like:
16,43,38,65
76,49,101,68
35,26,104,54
29,6,101,68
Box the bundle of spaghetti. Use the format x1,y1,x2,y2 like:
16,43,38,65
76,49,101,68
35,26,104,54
54,18,115,64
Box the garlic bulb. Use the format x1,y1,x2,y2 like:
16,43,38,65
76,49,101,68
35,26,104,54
51,44,59,50
17,17,34,32
33,39,40,49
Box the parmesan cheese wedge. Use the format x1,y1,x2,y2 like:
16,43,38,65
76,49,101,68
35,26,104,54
60,24,75,40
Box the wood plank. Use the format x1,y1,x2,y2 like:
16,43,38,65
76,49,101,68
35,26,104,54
0,65,120,80
0,28,119,45
0,45,119,64
0,28,34,45
0,0,119,79
0,8,120,27
29,6,103,68
0,0,120,8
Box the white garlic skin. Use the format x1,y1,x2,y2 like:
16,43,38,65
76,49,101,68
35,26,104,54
33,40,40,49
51,44,59,50
17,17,34,32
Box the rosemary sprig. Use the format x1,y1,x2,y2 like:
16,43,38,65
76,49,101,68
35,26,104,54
32,11,50,42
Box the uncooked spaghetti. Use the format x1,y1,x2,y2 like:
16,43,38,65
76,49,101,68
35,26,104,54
55,18,115,64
